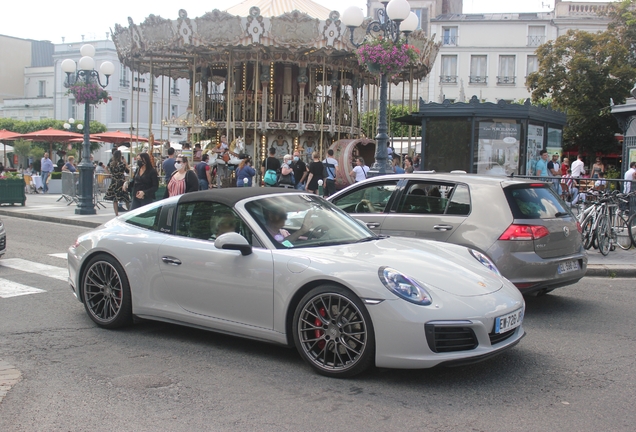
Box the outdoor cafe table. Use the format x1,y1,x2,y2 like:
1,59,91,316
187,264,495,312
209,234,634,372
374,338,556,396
31,175,43,190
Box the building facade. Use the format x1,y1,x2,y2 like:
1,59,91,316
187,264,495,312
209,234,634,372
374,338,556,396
428,0,611,104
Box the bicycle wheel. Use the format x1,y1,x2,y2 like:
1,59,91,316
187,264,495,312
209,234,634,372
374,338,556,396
629,213,636,248
614,213,632,250
597,214,611,256
581,214,595,250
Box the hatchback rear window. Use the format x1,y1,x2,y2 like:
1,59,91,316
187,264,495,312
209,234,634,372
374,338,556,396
505,186,568,219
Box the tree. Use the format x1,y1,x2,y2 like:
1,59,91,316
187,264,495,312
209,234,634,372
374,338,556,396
527,27,636,154
361,104,420,139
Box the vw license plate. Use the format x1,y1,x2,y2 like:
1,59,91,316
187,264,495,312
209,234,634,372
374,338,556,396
557,260,580,274
495,308,524,334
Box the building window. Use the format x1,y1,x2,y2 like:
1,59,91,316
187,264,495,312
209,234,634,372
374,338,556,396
528,26,546,47
68,99,76,120
38,81,46,97
152,102,158,124
442,27,458,46
469,55,487,84
412,8,429,33
497,56,516,85
171,79,180,96
171,104,178,119
527,55,538,76
121,99,127,123
120,64,130,87
440,55,458,83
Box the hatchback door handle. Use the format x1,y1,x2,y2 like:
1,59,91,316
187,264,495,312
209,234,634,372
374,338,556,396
366,222,381,229
161,256,182,266
433,224,453,231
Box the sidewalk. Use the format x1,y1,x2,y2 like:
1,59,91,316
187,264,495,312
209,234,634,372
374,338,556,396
1,192,634,277
0,193,114,228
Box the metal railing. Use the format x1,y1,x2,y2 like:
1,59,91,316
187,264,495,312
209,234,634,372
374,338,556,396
440,75,458,84
497,76,516,85
527,35,545,47
442,35,458,46
469,75,487,84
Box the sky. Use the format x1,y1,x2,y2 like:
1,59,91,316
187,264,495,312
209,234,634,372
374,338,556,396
0,0,609,43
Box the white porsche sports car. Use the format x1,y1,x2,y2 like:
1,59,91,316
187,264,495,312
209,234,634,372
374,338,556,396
68,189,525,377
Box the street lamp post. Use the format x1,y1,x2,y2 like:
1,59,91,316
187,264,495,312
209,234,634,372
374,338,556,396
61,44,114,215
341,0,418,176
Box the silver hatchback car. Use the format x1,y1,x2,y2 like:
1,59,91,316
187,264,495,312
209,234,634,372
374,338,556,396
328,173,587,295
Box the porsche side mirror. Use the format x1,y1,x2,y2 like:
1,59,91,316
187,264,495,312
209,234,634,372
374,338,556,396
214,232,252,256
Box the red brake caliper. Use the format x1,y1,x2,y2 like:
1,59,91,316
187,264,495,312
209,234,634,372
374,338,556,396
314,307,326,349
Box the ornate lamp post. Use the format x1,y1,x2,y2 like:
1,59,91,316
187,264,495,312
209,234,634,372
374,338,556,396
342,0,418,176
61,45,114,215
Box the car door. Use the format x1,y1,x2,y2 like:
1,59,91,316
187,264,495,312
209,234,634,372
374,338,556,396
157,200,275,330
329,179,400,232
380,180,471,242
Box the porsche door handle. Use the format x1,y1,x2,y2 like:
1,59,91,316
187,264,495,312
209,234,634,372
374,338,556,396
366,222,381,229
161,256,182,266
433,224,453,231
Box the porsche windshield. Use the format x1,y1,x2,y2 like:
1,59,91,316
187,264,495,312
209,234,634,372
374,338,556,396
245,194,377,249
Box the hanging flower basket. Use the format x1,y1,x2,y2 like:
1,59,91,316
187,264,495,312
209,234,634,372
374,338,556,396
66,82,112,105
356,36,420,76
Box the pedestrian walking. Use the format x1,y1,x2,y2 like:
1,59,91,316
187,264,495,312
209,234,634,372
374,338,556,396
40,152,54,193
125,152,158,210
103,149,130,216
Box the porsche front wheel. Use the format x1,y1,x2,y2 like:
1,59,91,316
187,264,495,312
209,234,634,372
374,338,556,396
81,254,133,329
293,285,375,378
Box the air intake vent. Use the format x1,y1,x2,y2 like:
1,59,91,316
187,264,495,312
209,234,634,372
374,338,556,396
425,324,478,353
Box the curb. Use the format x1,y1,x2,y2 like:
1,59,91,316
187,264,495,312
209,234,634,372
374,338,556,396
586,265,636,278
0,209,102,229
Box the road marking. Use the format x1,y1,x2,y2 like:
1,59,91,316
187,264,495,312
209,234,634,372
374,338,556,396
0,258,68,282
0,279,46,298
48,253,68,259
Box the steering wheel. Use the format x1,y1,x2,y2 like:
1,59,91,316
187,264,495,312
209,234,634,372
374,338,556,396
306,224,330,240
355,201,370,213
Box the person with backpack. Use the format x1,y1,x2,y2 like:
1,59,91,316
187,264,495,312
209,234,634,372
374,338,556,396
322,148,338,196
350,157,369,182
261,147,281,187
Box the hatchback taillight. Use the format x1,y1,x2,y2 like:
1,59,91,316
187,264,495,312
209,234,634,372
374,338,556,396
577,221,582,234
499,224,550,241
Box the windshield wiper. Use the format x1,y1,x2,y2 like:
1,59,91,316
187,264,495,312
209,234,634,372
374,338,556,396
554,212,570,218
352,236,377,243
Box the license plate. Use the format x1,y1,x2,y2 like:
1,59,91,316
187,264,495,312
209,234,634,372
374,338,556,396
495,308,524,334
557,260,580,274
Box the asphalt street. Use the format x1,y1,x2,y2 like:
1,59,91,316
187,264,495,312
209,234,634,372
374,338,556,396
0,215,635,431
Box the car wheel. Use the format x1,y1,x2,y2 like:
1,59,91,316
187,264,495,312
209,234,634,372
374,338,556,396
293,285,375,378
81,254,133,329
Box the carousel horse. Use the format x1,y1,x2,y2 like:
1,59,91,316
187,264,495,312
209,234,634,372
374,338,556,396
208,137,244,167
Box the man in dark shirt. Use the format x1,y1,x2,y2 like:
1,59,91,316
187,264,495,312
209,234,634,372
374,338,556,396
290,149,307,190
195,154,212,190
261,147,281,186
162,147,177,183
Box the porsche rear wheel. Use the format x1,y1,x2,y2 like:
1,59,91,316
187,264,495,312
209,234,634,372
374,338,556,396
81,254,132,329
293,285,375,378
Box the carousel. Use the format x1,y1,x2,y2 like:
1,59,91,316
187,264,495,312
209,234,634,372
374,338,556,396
111,0,439,185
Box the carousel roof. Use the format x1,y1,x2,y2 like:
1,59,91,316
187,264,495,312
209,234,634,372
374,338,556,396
111,6,440,82
226,0,332,20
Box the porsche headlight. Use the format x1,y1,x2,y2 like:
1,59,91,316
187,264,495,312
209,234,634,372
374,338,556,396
378,266,432,305
469,249,501,275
